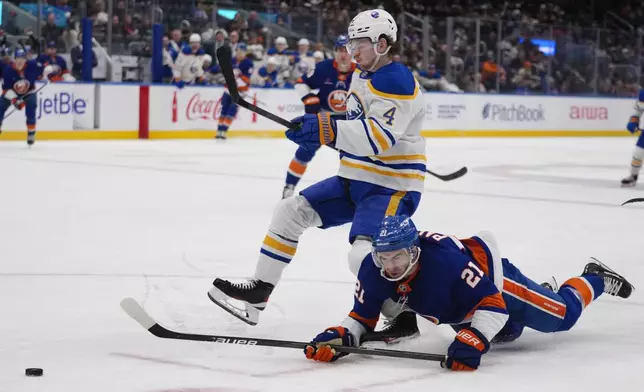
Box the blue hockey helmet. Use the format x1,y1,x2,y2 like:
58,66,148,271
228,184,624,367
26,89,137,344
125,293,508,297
335,34,349,49
371,215,420,281
236,42,248,53
14,48,27,59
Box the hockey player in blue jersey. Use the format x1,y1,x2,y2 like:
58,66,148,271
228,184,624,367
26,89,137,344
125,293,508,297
254,57,280,87
303,215,634,370
37,41,73,82
215,43,254,140
0,48,44,145
281,35,356,198
208,10,427,343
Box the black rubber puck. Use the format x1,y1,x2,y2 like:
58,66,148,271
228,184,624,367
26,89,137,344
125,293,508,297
25,368,43,377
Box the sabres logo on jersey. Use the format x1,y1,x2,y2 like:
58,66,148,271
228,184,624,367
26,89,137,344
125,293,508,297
13,79,30,95
345,92,365,120
328,90,348,113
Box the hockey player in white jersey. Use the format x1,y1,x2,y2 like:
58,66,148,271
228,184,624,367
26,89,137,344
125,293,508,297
622,90,644,186
172,34,207,88
208,9,426,342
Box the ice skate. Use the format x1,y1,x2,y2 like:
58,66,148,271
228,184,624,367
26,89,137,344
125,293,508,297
360,311,420,345
215,130,227,140
584,257,634,299
207,278,274,326
27,131,35,146
621,174,638,187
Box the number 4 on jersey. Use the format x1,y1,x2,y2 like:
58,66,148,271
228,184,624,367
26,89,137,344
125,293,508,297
383,107,396,126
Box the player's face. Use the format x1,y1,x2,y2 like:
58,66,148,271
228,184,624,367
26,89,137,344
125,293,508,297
47,48,56,56
375,249,412,280
190,42,200,51
348,38,375,67
14,57,26,68
276,43,287,52
334,46,351,65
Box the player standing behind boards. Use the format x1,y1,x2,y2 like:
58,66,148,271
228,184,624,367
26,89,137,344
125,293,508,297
172,34,207,89
208,9,426,345
622,90,644,186
282,35,356,199
214,43,254,140
303,215,633,371
38,41,74,82
0,48,44,145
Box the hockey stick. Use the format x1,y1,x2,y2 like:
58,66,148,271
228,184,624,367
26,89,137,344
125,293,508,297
216,46,295,128
622,198,644,206
3,81,49,120
120,297,445,362
425,166,468,181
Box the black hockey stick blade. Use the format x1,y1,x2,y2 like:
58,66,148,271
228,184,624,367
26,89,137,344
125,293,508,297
216,46,295,129
120,297,444,362
426,166,468,181
621,197,644,206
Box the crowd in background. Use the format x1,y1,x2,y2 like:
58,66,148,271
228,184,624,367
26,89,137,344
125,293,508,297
1,0,644,96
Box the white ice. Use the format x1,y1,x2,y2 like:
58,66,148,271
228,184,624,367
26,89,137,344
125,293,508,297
1,138,643,392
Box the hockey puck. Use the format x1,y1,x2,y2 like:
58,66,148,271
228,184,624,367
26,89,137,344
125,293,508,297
25,368,43,377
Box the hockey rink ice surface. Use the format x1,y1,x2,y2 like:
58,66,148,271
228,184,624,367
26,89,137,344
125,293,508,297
1,137,644,392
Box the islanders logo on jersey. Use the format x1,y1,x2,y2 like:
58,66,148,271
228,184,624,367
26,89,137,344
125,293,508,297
345,92,365,120
13,79,31,95
328,90,348,113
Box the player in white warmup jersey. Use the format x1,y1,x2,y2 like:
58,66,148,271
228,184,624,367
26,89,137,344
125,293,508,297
172,34,207,88
208,9,426,342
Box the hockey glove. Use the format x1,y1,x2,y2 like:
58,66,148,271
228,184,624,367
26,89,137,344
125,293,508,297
285,113,336,151
627,116,640,133
442,327,489,371
301,93,321,114
12,98,25,110
304,326,357,362
174,79,185,89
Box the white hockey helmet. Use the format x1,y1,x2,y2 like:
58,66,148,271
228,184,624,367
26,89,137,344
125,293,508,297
189,33,201,43
347,9,397,47
267,56,280,66
203,54,212,64
275,36,288,46
298,38,309,46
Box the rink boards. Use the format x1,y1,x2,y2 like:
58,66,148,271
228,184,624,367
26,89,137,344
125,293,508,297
0,82,635,140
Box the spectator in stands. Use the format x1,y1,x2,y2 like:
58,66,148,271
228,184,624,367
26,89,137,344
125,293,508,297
247,33,265,61
229,31,241,53
42,13,63,47
227,13,246,34
71,33,98,80
162,36,174,83
247,11,266,35
0,29,8,49
4,11,21,36
122,14,139,40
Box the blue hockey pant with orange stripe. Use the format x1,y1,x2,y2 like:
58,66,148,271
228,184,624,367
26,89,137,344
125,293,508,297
300,176,422,243
494,258,605,340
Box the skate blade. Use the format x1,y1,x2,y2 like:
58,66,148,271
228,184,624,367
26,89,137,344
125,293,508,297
589,257,636,292
207,286,261,326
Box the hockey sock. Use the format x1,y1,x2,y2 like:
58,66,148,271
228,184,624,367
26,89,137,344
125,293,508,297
254,196,322,286
285,158,308,187
560,275,604,309
217,116,232,132
631,146,644,176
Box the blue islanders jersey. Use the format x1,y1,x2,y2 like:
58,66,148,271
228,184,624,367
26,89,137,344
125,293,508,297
297,59,356,113
257,66,279,87
2,60,44,96
36,54,69,78
349,231,508,335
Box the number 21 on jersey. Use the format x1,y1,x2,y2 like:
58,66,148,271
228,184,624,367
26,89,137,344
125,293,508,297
462,261,484,288
354,280,365,304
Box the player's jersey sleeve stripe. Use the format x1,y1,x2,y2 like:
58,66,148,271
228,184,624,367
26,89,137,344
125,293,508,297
369,117,396,146
385,191,406,216
367,119,391,152
360,119,379,155
464,292,507,320
340,159,426,181
349,311,379,329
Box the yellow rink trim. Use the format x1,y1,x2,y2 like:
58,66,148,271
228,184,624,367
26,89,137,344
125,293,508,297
0,131,139,140
0,129,633,141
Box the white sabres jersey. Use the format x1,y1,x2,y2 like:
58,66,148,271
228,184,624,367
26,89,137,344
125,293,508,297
334,62,426,193
632,89,644,117
172,46,205,83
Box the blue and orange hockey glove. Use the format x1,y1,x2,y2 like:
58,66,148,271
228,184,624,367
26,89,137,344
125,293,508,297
442,327,489,371
627,116,640,133
304,326,356,362
12,98,25,110
301,93,321,114
173,79,185,89
285,113,336,151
